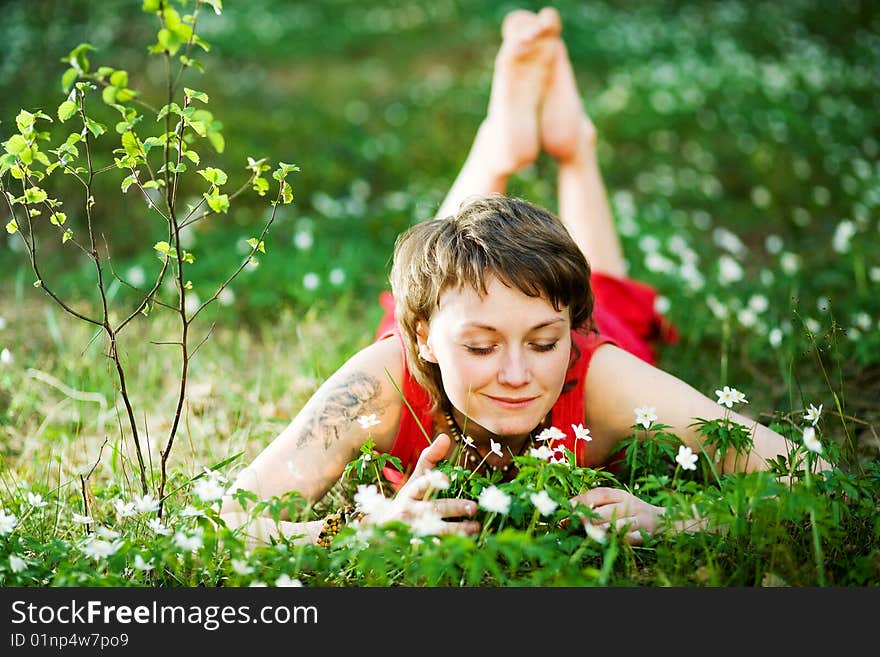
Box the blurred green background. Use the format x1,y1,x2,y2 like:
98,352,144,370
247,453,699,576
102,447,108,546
2,0,878,402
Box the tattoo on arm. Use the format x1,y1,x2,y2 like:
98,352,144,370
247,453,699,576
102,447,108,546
295,370,389,450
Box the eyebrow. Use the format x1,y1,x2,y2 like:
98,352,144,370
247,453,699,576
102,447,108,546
460,318,567,332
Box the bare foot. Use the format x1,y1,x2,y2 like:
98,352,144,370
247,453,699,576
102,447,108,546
540,37,597,162
480,7,561,176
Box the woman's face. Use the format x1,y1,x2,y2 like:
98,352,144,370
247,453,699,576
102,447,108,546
419,275,572,440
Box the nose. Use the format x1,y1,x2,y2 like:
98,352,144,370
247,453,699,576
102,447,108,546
497,348,531,387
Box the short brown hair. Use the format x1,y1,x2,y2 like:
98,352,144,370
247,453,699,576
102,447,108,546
389,194,595,409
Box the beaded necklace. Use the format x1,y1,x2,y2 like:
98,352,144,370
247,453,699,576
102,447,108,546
442,409,539,477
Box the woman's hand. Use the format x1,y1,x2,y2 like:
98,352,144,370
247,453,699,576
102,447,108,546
361,433,481,537
570,487,665,545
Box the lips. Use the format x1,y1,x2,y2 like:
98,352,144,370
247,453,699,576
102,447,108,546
487,395,538,408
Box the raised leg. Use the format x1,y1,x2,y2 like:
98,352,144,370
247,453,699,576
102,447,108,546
435,7,560,219
541,36,626,277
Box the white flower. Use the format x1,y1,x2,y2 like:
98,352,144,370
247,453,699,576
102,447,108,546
249,581,267,587
96,526,121,540
193,477,226,503
0,509,19,536
275,574,304,587
0,348,12,365
133,554,154,571
410,512,446,537
715,385,748,408
461,434,475,448
148,518,172,536
421,469,449,491
362,453,372,462
717,254,744,286
354,484,393,523
356,414,381,429
173,531,204,552
232,559,254,576
769,328,783,348
0,316,6,330
802,426,823,454
9,555,27,573
329,268,346,286
571,423,592,442
114,498,137,518
134,494,160,514
804,403,823,427
529,490,558,516
71,513,93,525
27,493,48,508
302,272,320,290
529,445,554,460
489,439,503,458
634,406,658,429
536,426,566,442
584,523,607,544
293,230,314,250
675,445,698,471
477,486,511,515
81,538,120,560
125,265,146,287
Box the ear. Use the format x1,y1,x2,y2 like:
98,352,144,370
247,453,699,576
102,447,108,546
415,319,438,363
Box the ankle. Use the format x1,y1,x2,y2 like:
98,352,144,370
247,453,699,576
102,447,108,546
555,118,599,167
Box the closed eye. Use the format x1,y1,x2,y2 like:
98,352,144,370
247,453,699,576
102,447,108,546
464,345,494,355
532,342,559,352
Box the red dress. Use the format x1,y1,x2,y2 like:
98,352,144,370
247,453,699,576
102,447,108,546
373,271,677,486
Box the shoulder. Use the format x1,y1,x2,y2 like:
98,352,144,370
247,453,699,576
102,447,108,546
328,336,406,451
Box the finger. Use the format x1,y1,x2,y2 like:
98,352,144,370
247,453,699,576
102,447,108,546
410,433,452,481
580,487,623,508
433,520,482,537
623,530,644,546
425,498,478,519
404,471,451,500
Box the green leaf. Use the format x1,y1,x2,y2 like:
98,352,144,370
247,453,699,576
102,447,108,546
121,131,142,157
252,176,269,196
154,241,174,257
184,87,209,104
281,180,293,204
202,0,223,15
57,101,77,122
85,118,106,137
197,167,227,186
102,85,118,105
207,130,224,153
121,174,137,193
142,136,164,152
24,187,48,204
179,56,205,73
109,70,128,88
5,219,17,234
204,190,229,214
61,68,78,92
4,135,27,156
66,43,94,75
246,237,265,253
50,212,67,226
16,110,36,134
62,229,73,243
115,88,136,103
142,0,161,11
183,149,200,164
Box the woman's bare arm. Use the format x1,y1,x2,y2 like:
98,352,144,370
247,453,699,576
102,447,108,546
219,337,405,537
583,344,832,473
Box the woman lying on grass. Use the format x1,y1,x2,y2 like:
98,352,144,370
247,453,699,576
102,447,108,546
220,7,831,547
